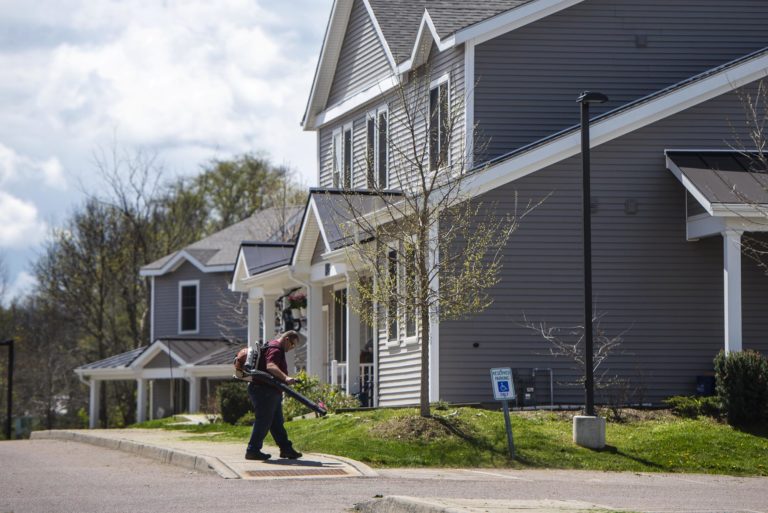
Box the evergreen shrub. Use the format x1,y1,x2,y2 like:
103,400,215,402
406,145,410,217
714,350,768,426
217,381,252,424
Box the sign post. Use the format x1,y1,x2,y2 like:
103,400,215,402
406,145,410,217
490,367,516,459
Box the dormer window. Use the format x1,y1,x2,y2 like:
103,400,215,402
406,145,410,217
179,280,199,334
429,77,450,171
333,124,353,188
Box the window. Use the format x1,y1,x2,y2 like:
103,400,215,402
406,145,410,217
334,288,347,362
404,243,417,339
366,107,388,188
179,281,199,333
385,242,418,343
429,79,449,171
387,248,398,342
332,124,353,188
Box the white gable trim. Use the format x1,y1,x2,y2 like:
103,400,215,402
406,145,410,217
463,51,768,200
664,153,715,216
130,341,187,370
361,0,397,71
302,0,355,130
394,11,455,74
291,196,332,267
454,0,584,46
230,248,251,292
139,249,233,277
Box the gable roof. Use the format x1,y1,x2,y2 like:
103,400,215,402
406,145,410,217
239,242,295,276
462,46,768,200
368,0,531,63
303,0,579,130
76,346,148,371
140,206,303,277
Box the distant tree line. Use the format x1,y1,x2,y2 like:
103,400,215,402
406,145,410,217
0,150,305,434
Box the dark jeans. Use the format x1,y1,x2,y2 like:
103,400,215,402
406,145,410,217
246,382,293,454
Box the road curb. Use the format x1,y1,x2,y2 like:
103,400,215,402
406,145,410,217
30,430,240,479
314,452,378,477
352,496,620,513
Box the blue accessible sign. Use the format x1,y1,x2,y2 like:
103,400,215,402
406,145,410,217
490,367,515,401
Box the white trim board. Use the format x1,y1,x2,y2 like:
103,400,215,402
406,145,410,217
140,249,233,277
461,51,768,200
454,0,584,46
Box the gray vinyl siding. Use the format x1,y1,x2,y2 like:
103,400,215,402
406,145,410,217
319,44,465,192
440,82,768,405
153,262,246,341
743,233,768,357
327,0,392,107
473,0,768,161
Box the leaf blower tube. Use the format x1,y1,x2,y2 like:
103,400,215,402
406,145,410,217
244,369,328,417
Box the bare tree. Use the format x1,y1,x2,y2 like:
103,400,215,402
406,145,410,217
329,66,541,417
729,78,768,270
522,312,629,394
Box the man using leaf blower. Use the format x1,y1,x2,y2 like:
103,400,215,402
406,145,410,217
245,330,303,461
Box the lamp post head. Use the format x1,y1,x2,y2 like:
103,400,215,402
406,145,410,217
577,91,609,104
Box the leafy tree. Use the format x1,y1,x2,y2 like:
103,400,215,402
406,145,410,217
195,153,306,233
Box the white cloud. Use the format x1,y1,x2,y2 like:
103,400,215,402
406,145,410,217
0,143,66,190
0,191,48,249
35,0,316,163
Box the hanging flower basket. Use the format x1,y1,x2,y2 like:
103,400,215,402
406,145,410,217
288,291,307,310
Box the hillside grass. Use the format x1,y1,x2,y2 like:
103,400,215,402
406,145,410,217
131,407,768,475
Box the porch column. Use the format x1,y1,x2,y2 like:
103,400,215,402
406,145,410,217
188,377,201,413
723,230,743,353
263,294,279,342
89,379,100,429
306,284,326,383
136,378,147,423
247,298,260,347
346,276,361,395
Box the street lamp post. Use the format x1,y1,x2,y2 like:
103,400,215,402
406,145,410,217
577,91,607,417
1,339,13,440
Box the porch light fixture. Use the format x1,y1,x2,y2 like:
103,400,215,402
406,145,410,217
577,91,608,417
1,339,13,440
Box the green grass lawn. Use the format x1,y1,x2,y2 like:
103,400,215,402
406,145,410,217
132,407,768,475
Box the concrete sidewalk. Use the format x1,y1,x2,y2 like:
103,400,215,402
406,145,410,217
29,423,629,513
31,426,377,480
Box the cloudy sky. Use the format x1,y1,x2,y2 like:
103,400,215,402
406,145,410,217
0,0,331,303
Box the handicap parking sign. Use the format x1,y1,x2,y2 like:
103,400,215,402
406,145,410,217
490,367,515,401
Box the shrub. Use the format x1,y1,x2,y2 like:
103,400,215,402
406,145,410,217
283,371,360,420
714,350,768,426
217,381,252,424
665,395,721,419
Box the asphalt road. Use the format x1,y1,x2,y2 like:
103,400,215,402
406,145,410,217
1,440,767,513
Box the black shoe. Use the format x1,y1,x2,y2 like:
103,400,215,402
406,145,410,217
280,448,302,459
245,451,271,461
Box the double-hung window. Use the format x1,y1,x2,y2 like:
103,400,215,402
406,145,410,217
179,280,199,334
385,242,418,344
366,106,388,188
332,123,353,188
429,77,450,171
387,248,398,342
